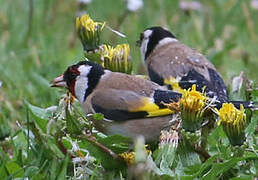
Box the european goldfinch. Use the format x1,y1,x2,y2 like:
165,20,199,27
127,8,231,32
51,60,182,141
137,26,257,109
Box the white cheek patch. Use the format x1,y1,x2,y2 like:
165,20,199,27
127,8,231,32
75,77,88,103
78,65,92,76
74,65,92,103
140,30,153,61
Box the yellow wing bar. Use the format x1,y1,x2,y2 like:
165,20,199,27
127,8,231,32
129,97,174,117
164,77,185,94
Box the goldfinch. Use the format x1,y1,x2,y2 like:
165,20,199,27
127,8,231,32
51,60,182,141
137,26,257,109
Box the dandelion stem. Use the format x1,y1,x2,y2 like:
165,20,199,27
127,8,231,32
82,134,122,160
194,145,210,162
116,10,129,30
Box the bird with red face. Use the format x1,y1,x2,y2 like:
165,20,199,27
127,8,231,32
52,60,183,142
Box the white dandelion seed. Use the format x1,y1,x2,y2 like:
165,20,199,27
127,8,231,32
127,0,143,12
251,0,258,9
179,0,202,11
78,0,92,4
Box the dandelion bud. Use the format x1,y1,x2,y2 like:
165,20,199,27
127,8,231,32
101,44,132,74
179,85,208,132
216,103,246,146
76,14,105,52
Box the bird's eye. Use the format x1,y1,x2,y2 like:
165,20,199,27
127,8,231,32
71,72,77,77
69,67,80,78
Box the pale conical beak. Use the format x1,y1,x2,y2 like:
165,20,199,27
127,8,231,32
51,75,67,88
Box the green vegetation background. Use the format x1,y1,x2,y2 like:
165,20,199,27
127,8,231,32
1,0,258,123
0,0,258,179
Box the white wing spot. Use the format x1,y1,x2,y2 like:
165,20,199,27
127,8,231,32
187,56,200,63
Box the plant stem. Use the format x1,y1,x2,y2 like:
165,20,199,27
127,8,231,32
194,145,210,162
116,10,130,30
26,0,34,44
83,134,121,160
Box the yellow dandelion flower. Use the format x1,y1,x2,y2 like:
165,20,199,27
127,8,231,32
179,84,209,132
76,14,105,52
101,44,132,74
102,44,115,61
119,146,151,165
119,152,135,165
216,103,246,146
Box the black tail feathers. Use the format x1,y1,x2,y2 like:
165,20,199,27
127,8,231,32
229,101,258,110
214,100,258,110
153,90,182,108
214,95,258,110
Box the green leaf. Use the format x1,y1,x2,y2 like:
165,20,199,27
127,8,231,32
0,165,8,179
183,164,203,177
65,108,82,135
12,131,27,151
177,136,201,168
5,161,24,178
24,166,40,178
245,114,258,137
16,149,23,166
250,88,258,102
0,146,10,163
25,101,52,120
57,156,69,180
230,176,255,180
79,138,126,170
49,158,58,180
207,126,229,153
0,117,11,140
61,137,73,151
92,113,104,121
25,101,50,133
154,144,176,176
184,155,218,178
97,134,131,154
201,155,258,180
47,137,65,159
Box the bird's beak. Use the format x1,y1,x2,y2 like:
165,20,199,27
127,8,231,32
51,75,67,88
